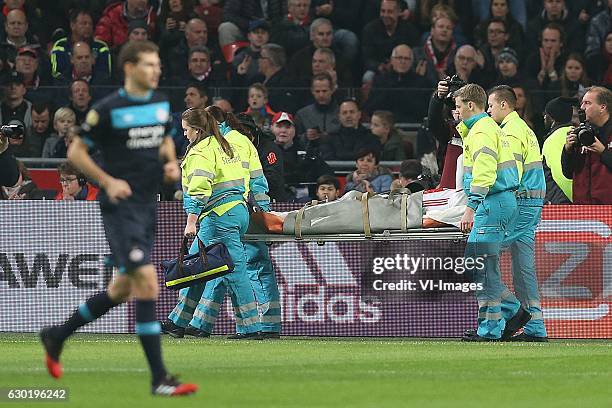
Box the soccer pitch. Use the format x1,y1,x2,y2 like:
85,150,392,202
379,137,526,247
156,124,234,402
1,334,611,408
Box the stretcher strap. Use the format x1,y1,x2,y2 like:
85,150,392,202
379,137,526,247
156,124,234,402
294,200,318,239
361,192,372,238
401,193,408,232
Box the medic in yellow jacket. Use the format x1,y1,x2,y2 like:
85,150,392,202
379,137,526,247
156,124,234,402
181,121,266,218
459,112,520,211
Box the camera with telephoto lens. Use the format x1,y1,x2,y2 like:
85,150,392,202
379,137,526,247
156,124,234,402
0,122,25,139
575,110,596,147
443,75,467,109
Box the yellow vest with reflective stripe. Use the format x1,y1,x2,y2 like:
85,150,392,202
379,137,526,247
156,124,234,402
542,125,573,201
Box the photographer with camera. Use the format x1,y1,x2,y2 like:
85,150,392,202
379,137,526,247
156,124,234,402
561,86,612,204
426,75,466,189
0,125,19,188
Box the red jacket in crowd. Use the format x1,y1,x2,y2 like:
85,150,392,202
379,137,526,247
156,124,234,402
94,1,157,48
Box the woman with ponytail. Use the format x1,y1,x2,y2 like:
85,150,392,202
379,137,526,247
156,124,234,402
165,107,264,339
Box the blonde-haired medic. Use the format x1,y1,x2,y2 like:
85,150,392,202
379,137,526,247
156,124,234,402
453,83,520,341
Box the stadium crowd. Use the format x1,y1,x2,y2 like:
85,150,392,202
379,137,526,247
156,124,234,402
1,0,612,204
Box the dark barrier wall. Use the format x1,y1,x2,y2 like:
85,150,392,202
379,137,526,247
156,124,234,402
0,202,610,338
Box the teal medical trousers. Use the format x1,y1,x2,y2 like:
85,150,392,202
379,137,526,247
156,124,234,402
465,191,519,339
499,200,547,337
168,204,261,334
245,241,281,333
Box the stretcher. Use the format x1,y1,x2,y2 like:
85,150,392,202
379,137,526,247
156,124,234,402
243,227,466,244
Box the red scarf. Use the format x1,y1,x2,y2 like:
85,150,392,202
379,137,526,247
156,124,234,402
423,35,456,71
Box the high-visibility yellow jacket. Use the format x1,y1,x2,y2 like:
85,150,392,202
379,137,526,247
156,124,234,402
542,125,573,202
459,112,520,210
500,111,546,204
181,129,267,217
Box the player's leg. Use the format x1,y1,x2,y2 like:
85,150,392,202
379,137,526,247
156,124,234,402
40,265,131,379
246,242,281,337
131,264,198,395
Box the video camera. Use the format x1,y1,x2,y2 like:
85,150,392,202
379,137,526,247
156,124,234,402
574,110,597,147
0,122,25,140
443,75,467,109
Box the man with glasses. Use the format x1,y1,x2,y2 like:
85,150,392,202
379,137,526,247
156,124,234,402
475,18,510,83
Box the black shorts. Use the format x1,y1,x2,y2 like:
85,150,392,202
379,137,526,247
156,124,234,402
100,199,157,274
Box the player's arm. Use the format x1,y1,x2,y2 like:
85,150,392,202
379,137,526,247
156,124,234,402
67,136,131,203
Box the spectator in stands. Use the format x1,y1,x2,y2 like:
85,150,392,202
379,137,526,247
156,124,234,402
474,0,524,56
287,18,353,86
94,0,157,49
55,42,111,87
512,84,545,143
585,3,612,79
450,45,481,84
474,18,511,83
419,4,468,48
173,46,228,89
66,79,92,125
295,73,340,147
491,47,525,86
344,147,393,193
310,0,360,63
545,53,592,97
562,86,612,204
321,99,381,161
233,19,270,84
162,17,223,80
244,83,275,130
270,0,312,58
14,47,51,103
0,159,43,199
0,9,39,62
42,107,75,159
365,44,431,123
369,110,411,161
542,96,575,204
472,0,527,29
314,174,340,202
50,9,112,81
310,47,341,88
213,97,234,113
54,161,99,201
362,0,420,83
0,71,31,130
525,23,567,87
170,84,208,158
156,0,193,44
526,0,585,53
390,159,423,190
600,32,612,86
218,0,285,47
271,111,333,201
27,102,52,157
235,43,296,113
413,15,457,83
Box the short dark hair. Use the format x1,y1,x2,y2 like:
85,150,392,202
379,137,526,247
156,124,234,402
118,40,159,68
488,17,508,33
354,147,380,164
69,78,90,92
32,101,51,115
69,8,92,24
542,22,565,44
489,85,517,109
316,174,340,189
188,45,211,60
187,83,207,97
340,97,360,110
311,72,333,88
399,159,422,179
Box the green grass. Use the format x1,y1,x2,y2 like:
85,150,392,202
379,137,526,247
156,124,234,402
1,334,611,408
